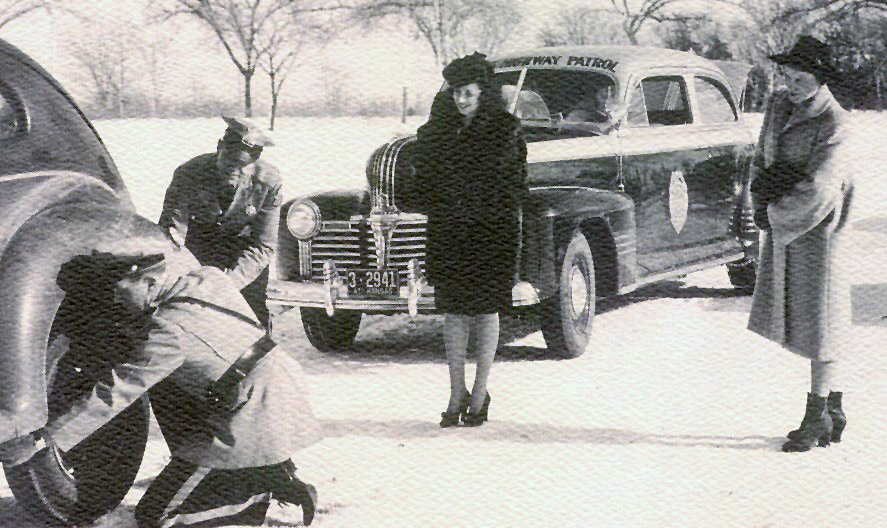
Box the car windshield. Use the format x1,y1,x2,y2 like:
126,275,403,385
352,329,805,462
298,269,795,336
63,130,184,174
496,69,618,139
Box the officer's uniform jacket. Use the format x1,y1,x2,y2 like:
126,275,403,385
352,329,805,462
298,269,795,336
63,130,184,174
45,266,322,469
159,154,282,290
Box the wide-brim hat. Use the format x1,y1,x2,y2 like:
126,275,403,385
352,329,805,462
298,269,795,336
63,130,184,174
221,115,275,148
442,52,494,88
769,35,835,82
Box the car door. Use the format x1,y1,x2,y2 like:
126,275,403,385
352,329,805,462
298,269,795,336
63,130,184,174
617,72,746,276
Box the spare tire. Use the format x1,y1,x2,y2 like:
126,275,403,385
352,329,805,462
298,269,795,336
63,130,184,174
4,284,150,526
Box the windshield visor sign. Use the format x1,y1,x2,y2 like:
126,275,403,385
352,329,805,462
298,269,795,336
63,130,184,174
495,55,618,72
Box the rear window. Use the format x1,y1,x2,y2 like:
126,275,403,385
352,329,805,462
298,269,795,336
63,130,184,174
694,76,737,123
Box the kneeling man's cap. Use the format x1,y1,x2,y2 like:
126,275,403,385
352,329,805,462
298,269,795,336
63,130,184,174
222,115,275,148
58,252,166,292
769,35,835,83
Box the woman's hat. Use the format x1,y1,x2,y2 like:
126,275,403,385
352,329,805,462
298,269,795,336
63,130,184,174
442,52,494,88
769,35,835,82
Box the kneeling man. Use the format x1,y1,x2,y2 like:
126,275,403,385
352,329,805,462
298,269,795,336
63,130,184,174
0,245,321,527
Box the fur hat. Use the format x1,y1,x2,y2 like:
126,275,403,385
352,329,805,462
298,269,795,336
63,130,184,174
442,52,494,88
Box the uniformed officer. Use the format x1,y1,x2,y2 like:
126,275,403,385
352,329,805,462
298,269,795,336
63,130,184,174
160,115,282,329
0,245,321,527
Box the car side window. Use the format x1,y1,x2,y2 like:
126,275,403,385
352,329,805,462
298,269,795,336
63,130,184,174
694,76,737,123
0,83,21,140
639,76,691,126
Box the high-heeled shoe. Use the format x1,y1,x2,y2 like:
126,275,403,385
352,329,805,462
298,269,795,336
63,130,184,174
782,394,832,452
461,392,491,427
827,391,846,443
440,390,470,428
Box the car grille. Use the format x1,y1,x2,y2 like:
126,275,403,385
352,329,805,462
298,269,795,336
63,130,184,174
309,217,427,284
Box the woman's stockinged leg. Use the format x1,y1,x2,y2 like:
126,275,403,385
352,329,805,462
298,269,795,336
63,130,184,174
470,312,499,412
811,359,837,396
444,313,470,412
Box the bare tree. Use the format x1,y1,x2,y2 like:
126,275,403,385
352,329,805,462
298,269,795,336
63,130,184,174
777,0,887,24
66,19,142,117
538,6,631,46
260,3,338,128
156,0,348,117
0,0,53,31
608,0,702,45
537,0,702,47
352,0,521,65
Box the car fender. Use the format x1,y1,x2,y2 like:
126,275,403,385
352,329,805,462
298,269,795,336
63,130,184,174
523,186,635,298
0,184,160,443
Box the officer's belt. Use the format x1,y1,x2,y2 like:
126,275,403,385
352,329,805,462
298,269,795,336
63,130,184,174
206,334,276,410
166,295,274,401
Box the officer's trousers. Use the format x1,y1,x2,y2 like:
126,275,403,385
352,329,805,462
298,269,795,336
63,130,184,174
134,456,292,528
242,267,270,329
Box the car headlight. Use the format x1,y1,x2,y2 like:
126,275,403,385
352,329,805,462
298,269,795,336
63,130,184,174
286,200,321,239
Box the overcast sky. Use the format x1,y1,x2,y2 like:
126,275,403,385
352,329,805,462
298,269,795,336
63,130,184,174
0,0,741,113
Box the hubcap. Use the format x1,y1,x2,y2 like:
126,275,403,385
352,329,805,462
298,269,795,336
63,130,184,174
569,261,589,318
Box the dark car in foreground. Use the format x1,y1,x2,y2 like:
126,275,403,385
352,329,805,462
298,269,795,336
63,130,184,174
0,38,168,524
271,45,759,359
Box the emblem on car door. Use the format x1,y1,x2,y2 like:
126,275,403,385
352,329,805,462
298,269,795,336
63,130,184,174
668,170,688,233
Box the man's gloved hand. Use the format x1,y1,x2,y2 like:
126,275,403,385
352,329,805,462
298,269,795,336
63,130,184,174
754,204,771,231
750,162,806,203
0,431,47,467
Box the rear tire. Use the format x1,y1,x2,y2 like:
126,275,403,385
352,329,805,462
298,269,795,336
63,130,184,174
301,307,362,351
541,231,596,358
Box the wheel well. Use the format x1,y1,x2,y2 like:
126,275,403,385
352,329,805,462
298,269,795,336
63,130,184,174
578,218,619,297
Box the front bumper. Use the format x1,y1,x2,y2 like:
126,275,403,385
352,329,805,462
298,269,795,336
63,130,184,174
269,260,540,315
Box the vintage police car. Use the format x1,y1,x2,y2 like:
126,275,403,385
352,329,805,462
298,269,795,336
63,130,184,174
270,45,758,359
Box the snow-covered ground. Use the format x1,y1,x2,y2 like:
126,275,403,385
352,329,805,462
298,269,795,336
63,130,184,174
2,113,887,527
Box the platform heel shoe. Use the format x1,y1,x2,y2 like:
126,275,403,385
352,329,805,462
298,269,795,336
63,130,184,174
440,390,471,428
786,393,816,441
462,392,491,427
782,394,833,452
827,391,847,443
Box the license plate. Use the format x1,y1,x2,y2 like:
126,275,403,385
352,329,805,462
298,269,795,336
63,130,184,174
345,268,399,297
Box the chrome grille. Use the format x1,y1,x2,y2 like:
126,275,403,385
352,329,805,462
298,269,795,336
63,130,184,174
310,216,427,283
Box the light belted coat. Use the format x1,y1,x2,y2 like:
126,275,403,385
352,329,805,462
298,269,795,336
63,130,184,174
45,263,321,469
747,85,855,361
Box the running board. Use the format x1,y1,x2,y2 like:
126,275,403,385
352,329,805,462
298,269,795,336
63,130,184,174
616,252,745,295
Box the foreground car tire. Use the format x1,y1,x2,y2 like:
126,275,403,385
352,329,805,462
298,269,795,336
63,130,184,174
5,286,150,526
4,337,149,526
541,231,596,358
301,307,362,351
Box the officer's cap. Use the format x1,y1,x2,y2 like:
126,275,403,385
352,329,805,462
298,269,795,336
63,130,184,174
58,251,166,293
221,115,275,148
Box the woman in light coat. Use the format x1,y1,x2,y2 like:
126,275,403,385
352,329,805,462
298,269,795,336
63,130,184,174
748,36,854,453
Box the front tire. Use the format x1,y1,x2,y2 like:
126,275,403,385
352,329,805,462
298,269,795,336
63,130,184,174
301,307,362,351
541,231,596,358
